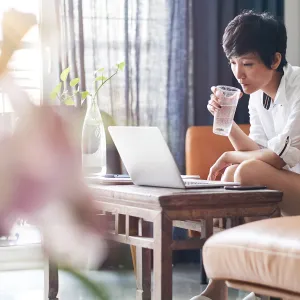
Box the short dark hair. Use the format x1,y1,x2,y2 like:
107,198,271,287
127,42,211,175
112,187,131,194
222,11,287,72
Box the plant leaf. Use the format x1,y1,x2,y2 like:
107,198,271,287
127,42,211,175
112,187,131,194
50,92,57,101
81,91,90,100
60,266,109,300
50,82,62,100
94,68,105,75
64,96,75,106
70,78,80,87
94,76,107,82
60,67,70,82
117,62,125,71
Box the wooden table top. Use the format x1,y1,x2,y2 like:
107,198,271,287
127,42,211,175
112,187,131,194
89,184,283,210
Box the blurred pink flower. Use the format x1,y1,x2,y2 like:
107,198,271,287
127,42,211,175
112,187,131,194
0,75,107,269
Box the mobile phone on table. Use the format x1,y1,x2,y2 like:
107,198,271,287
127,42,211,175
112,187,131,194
224,185,267,190
103,174,130,178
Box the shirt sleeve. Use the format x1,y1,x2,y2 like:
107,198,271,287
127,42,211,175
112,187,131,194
248,95,268,148
267,100,300,168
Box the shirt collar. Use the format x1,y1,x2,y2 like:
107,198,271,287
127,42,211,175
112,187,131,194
273,64,290,106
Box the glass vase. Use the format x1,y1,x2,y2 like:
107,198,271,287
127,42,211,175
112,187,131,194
81,97,107,175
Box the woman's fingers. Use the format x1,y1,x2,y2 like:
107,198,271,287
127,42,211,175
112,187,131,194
207,104,219,116
207,168,217,181
207,93,221,115
208,86,225,116
207,104,215,115
211,86,223,99
209,96,221,108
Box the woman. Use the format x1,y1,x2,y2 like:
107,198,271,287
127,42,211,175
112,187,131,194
191,10,300,300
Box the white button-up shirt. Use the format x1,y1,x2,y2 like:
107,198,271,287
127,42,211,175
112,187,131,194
248,64,300,173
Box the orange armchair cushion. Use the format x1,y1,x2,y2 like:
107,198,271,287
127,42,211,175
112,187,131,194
185,124,250,179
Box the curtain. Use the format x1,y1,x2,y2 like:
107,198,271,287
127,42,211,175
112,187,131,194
56,0,193,173
55,0,86,107
167,0,194,172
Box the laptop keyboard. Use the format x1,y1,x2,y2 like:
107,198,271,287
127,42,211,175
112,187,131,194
184,179,210,186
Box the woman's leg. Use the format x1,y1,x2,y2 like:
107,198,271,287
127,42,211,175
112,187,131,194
193,161,298,300
221,164,239,182
198,279,228,300
234,159,300,216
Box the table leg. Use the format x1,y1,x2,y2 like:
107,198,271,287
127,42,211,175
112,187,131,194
270,207,281,218
153,212,173,300
199,251,207,284
200,217,213,285
136,220,152,300
136,247,152,300
48,261,59,300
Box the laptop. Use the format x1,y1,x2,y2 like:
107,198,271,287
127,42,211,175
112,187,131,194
108,126,239,189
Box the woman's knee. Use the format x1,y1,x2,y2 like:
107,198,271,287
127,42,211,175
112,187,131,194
221,164,239,182
234,159,266,185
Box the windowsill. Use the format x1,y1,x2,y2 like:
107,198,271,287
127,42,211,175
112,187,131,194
0,244,44,271
0,225,44,271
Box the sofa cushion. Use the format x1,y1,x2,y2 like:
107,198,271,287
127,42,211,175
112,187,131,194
203,216,300,295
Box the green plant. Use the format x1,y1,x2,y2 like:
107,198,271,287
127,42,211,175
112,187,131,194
60,266,110,300
50,62,125,106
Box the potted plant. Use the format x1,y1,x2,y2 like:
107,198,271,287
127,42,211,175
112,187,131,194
51,63,125,175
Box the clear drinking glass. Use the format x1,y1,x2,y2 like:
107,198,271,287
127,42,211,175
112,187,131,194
213,85,241,136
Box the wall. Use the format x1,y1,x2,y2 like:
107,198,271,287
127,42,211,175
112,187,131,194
285,0,300,66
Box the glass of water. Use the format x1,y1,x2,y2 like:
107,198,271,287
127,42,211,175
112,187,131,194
213,85,241,136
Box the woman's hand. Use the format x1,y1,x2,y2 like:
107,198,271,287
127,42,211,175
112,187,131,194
207,86,222,116
207,86,243,116
208,152,233,181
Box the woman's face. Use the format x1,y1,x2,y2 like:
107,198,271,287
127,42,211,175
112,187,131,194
229,53,275,94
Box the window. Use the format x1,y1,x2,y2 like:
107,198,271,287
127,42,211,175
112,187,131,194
0,0,41,113
80,0,168,127
0,1,42,250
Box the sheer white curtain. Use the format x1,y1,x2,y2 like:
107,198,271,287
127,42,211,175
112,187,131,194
82,0,169,132
57,0,193,172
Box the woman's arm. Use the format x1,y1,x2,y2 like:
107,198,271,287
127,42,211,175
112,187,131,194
229,122,261,151
208,149,285,180
225,149,285,169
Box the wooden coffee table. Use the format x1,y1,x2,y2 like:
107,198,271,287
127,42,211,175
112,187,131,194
89,184,282,300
